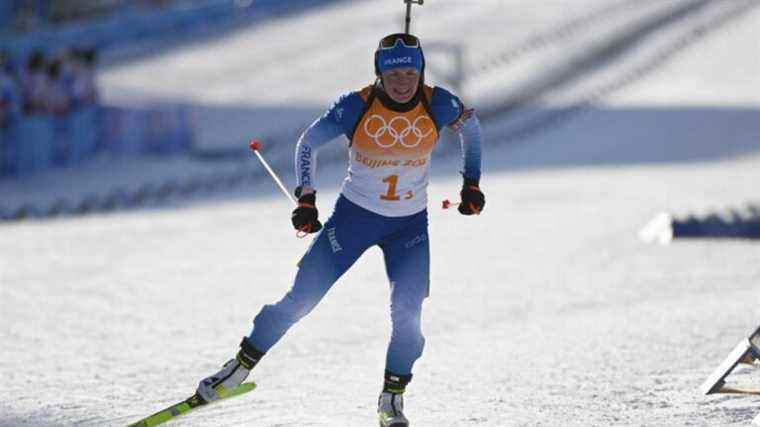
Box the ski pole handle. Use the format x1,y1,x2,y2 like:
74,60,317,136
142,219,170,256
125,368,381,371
442,199,459,210
249,139,297,206
442,199,481,215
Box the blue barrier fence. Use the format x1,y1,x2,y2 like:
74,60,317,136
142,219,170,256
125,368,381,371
0,105,194,177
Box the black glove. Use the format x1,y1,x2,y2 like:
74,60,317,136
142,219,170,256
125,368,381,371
458,178,485,215
291,189,323,233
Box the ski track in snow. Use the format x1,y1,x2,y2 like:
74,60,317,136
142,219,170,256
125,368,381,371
1,1,760,426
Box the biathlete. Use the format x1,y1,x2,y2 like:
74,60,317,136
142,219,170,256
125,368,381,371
196,33,485,427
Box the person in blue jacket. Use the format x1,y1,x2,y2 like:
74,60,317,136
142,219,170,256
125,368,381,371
197,33,485,426
0,50,21,176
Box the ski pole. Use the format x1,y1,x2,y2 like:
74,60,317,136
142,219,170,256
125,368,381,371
249,139,316,238
249,139,297,206
404,0,424,34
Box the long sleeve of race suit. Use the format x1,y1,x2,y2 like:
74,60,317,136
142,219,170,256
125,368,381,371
294,115,344,190
429,86,482,183
454,112,482,183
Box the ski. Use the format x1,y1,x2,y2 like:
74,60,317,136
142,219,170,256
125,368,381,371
127,382,256,427
700,326,760,395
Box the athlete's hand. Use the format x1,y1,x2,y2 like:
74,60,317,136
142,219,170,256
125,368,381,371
458,178,485,215
291,189,323,233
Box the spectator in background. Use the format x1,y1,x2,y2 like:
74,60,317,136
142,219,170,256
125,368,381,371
21,49,47,115
42,55,71,166
68,47,98,109
62,47,100,164
1,49,22,176
44,56,71,116
0,50,22,128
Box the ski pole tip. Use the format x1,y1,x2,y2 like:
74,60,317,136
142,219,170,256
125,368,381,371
249,139,262,151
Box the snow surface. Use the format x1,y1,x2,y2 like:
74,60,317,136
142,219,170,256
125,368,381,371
2,0,760,425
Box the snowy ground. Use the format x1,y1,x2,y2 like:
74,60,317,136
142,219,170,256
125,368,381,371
2,0,760,425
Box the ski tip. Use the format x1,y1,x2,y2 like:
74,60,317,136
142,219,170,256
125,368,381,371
220,382,257,398
240,382,257,392
249,139,262,151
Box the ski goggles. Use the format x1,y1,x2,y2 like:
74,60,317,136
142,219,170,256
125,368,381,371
378,33,421,50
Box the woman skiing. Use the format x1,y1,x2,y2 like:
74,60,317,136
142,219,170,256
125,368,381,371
196,32,484,427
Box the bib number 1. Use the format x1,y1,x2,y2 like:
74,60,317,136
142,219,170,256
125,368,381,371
381,175,412,201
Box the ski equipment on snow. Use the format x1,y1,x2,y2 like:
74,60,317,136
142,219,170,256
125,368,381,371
126,382,256,427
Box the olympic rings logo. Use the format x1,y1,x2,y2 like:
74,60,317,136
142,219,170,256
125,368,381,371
363,114,434,148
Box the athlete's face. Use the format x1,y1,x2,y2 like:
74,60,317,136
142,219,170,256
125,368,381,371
382,67,420,103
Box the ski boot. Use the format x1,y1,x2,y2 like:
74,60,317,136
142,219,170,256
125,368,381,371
378,371,412,427
196,337,264,403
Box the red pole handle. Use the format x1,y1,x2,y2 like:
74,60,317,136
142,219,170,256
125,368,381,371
442,199,460,210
